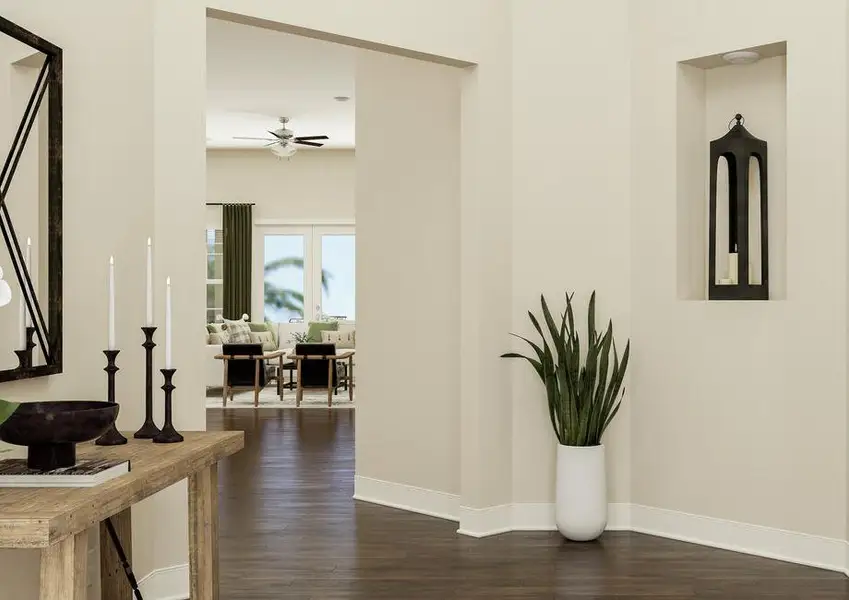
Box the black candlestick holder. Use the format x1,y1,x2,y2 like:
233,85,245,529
134,327,161,439
153,368,183,444
95,349,128,446
13,326,37,370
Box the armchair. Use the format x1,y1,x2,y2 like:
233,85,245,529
289,343,355,407
215,343,283,407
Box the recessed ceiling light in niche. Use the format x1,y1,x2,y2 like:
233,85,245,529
722,50,760,65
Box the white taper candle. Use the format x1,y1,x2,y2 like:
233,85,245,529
146,237,153,326
25,237,31,327
165,276,172,368
108,256,116,350
18,277,24,350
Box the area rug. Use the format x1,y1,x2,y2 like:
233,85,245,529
206,387,355,409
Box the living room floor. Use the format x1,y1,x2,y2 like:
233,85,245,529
207,408,849,599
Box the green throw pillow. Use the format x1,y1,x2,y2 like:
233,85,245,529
249,321,278,347
307,320,338,343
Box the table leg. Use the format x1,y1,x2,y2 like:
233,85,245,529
190,463,219,600
349,357,354,402
40,530,86,600
100,507,132,599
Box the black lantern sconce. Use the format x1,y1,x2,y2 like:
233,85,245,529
708,114,768,301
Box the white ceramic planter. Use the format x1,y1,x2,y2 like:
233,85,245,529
555,444,607,541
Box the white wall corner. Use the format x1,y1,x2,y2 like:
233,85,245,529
137,563,189,600
845,540,849,577
629,504,847,574
457,504,513,537
353,476,460,522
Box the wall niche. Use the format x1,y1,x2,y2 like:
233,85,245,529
676,42,786,301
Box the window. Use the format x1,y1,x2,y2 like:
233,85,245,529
260,225,355,323
206,229,223,323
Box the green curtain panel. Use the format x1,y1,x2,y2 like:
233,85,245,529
223,203,252,320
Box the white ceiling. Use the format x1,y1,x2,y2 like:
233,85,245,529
206,18,355,150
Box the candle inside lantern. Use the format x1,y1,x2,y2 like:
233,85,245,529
728,249,739,285
146,237,153,326
108,256,116,351
165,276,172,369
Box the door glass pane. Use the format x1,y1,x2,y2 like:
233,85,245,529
206,229,223,280
320,235,355,320
206,283,223,323
264,235,306,322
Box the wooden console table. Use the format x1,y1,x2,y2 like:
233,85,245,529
0,431,244,599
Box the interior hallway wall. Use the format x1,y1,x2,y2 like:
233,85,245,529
631,0,848,542
354,48,462,497
206,148,355,225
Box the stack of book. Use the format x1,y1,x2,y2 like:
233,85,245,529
0,458,130,488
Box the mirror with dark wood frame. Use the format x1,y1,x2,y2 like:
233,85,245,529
0,15,62,382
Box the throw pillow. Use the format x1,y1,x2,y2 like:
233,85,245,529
307,320,338,343
223,318,252,343
321,329,355,349
249,331,277,353
208,331,229,345
207,322,226,335
249,321,278,348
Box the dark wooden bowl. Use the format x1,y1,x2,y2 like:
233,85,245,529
0,401,119,471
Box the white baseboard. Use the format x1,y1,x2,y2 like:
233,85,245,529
457,504,513,537
508,502,630,532
352,480,848,575
138,563,189,600
511,502,556,531
629,504,847,574
353,475,459,521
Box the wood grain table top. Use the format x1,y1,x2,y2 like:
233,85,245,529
0,431,243,549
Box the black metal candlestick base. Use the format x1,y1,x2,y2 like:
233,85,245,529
96,349,128,446
14,326,37,370
153,368,183,444
134,327,161,439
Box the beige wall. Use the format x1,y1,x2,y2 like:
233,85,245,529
0,1,156,598
509,0,632,507
206,149,355,231
354,49,462,494
0,2,510,598
631,0,848,539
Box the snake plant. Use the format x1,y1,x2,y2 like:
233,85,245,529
0,398,18,427
502,292,630,447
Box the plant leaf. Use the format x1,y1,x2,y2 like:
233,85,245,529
504,291,629,447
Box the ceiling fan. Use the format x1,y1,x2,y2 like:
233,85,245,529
233,117,328,158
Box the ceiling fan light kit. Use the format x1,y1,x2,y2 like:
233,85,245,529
232,116,330,158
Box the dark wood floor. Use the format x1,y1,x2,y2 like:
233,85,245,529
208,408,849,599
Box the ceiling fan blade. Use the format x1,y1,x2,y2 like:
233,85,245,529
233,137,276,141
294,140,324,147
268,130,286,140
294,135,329,141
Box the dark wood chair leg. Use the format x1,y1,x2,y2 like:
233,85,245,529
222,360,229,407
327,360,333,407
348,357,354,402
296,360,303,408
253,359,261,408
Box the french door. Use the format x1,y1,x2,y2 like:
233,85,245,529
258,225,355,323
